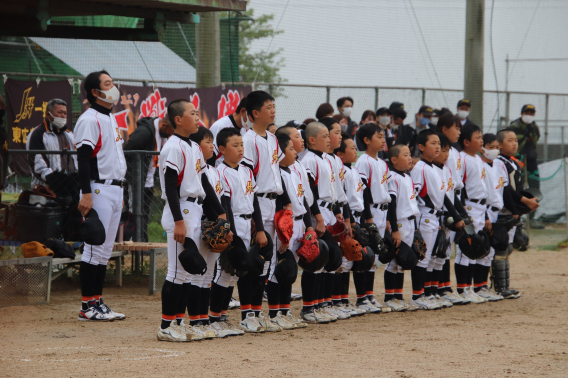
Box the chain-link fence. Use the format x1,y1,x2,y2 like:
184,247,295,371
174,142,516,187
0,256,52,307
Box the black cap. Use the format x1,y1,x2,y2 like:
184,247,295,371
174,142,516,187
274,249,298,285
395,241,417,270
375,107,392,116
285,120,301,127
418,105,434,116
351,246,375,272
392,108,407,120
299,238,328,273
179,237,207,275
322,231,342,272
389,101,404,111
228,236,252,273
521,104,536,113
457,99,471,108
80,209,106,246
434,107,451,117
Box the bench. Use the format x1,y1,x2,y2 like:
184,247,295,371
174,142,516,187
51,250,130,286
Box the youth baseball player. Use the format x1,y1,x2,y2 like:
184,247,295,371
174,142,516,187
209,97,250,167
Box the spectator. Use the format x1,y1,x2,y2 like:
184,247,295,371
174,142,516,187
27,98,78,197
415,105,435,132
316,103,334,120
123,114,174,242
0,95,7,195
302,118,317,126
376,107,395,159
456,99,477,151
337,96,358,138
267,123,277,134
332,114,348,132
359,110,376,125
390,102,417,156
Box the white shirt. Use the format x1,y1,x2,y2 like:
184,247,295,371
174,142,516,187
281,166,307,218
484,161,508,210
458,152,487,200
159,135,206,201
210,115,247,167
217,163,256,216
301,150,336,203
242,130,283,194
326,153,348,204
388,169,419,221
74,107,126,180
290,160,314,207
446,147,464,191
343,164,365,212
412,159,446,211
434,163,454,207
355,153,391,205
205,164,223,202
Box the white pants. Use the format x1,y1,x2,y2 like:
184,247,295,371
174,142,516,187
370,207,387,272
259,197,276,276
385,218,415,274
213,216,252,288
416,211,440,271
162,199,203,285
455,200,486,267
80,182,123,266
269,218,303,283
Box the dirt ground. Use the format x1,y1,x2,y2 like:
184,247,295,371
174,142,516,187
1,249,567,378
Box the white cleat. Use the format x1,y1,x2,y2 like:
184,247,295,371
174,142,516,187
181,322,204,341
385,299,407,312
316,307,337,322
404,300,420,312
345,303,366,316
370,298,392,313
192,323,217,339
299,309,321,324
335,303,357,317
240,312,265,333
290,292,303,301
476,287,503,302
258,311,282,332
98,303,126,320
78,306,114,322
157,321,187,342
357,300,381,314
228,297,240,309
411,296,439,310
463,288,485,304
434,294,453,308
426,295,443,309
443,291,464,305
209,322,234,338
271,311,295,330
286,312,308,328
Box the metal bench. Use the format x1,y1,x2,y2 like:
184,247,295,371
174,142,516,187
51,250,130,286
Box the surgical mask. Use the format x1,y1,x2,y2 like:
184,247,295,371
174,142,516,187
340,123,348,132
49,112,67,129
341,107,352,118
522,115,534,124
430,116,439,126
419,117,430,127
390,123,399,130
379,116,391,127
243,113,254,129
458,110,469,120
97,85,120,104
482,147,499,161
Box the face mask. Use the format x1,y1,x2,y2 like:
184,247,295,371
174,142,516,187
243,113,254,129
340,123,348,132
97,85,120,104
49,112,67,129
430,116,439,126
378,116,391,127
390,124,399,130
419,117,430,127
341,107,352,118
482,147,499,161
458,110,469,120
522,115,534,124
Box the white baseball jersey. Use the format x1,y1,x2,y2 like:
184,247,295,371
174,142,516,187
484,161,508,210
355,153,391,205
300,150,336,203
217,163,256,216
343,164,365,212
242,130,283,194
458,152,487,200
412,159,446,211
159,135,206,201
281,166,307,218
290,160,313,207
495,156,517,190
210,114,247,167
74,107,126,180
388,169,419,220
434,163,454,206
446,147,464,191
326,153,348,204
205,164,223,202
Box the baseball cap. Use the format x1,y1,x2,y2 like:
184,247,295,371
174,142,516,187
274,249,298,285
389,101,405,111
457,99,471,108
395,241,417,270
284,120,301,128
392,108,407,120
521,104,536,113
80,209,106,246
179,237,207,275
418,105,434,116
375,107,392,116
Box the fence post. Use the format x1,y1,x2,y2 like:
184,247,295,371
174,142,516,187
326,86,330,104
421,88,426,106
505,91,511,127
544,94,550,162
562,127,565,159
131,152,143,273
268,83,274,96
564,155,568,240
374,87,379,111
524,160,530,241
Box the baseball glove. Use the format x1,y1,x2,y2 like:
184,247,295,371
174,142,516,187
412,230,427,261
297,230,319,263
326,219,349,242
351,223,370,247
201,218,231,252
274,209,294,245
21,242,54,258
340,238,363,261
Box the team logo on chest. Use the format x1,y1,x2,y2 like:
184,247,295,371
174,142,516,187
94,189,100,194
381,172,388,184
440,181,445,190
357,181,363,192
481,167,486,179
331,171,335,183
115,128,122,142
215,181,222,194
272,149,278,164
495,177,505,189
297,183,304,197
339,167,345,181
245,180,254,195
457,158,462,170
195,159,202,173
447,178,454,191
410,191,416,200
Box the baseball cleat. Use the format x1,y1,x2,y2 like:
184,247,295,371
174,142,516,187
476,287,503,302
318,306,338,322
209,322,234,338
299,309,319,324
258,312,282,332
370,298,392,313
434,294,453,308
443,291,464,305
463,288,485,304
98,303,126,320
290,292,303,301
286,312,308,328
271,311,295,330
404,300,420,312
182,322,204,341
356,300,381,314
157,321,187,342
228,297,240,309
221,320,245,335
411,296,439,310
346,303,366,316
330,305,350,320
78,306,115,321
240,312,265,333
335,303,356,317
385,299,406,312
425,296,443,309
192,323,216,339
262,291,268,302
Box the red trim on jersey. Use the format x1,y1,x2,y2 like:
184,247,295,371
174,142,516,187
314,157,319,186
253,137,260,177
367,159,372,186
419,168,428,198
177,140,186,186
92,113,103,157
221,167,232,196
462,154,467,183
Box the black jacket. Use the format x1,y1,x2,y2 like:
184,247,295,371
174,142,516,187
394,124,417,155
123,117,157,189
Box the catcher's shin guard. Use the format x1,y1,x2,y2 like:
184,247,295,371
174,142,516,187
491,258,509,293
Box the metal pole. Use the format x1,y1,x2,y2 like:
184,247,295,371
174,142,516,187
544,94,550,162
564,154,568,239
132,152,143,273
326,86,330,104
505,92,511,127
524,159,530,241
562,127,566,157
374,87,379,111
463,0,485,129
421,88,426,106
268,83,274,96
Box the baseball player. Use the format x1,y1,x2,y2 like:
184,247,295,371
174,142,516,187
240,91,292,321
75,70,126,322
156,99,228,342
410,129,465,310
383,144,419,311
354,123,391,313
208,97,250,167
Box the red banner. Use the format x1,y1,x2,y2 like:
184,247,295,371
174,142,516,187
81,84,251,140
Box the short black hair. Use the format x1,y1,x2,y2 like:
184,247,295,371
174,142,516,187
356,123,382,151
84,70,110,105
244,91,274,120
216,127,241,148
497,128,516,143
417,128,438,148
275,125,296,137
483,133,497,146
336,96,354,108
316,103,335,120
167,99,190,129
388,143,407,160
189,126,213,145
276,133,291,153
236,96,247,112
438,132,451,149
334,133,352,154
436,111,456,133
318,116,340,131
458,123,482,148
